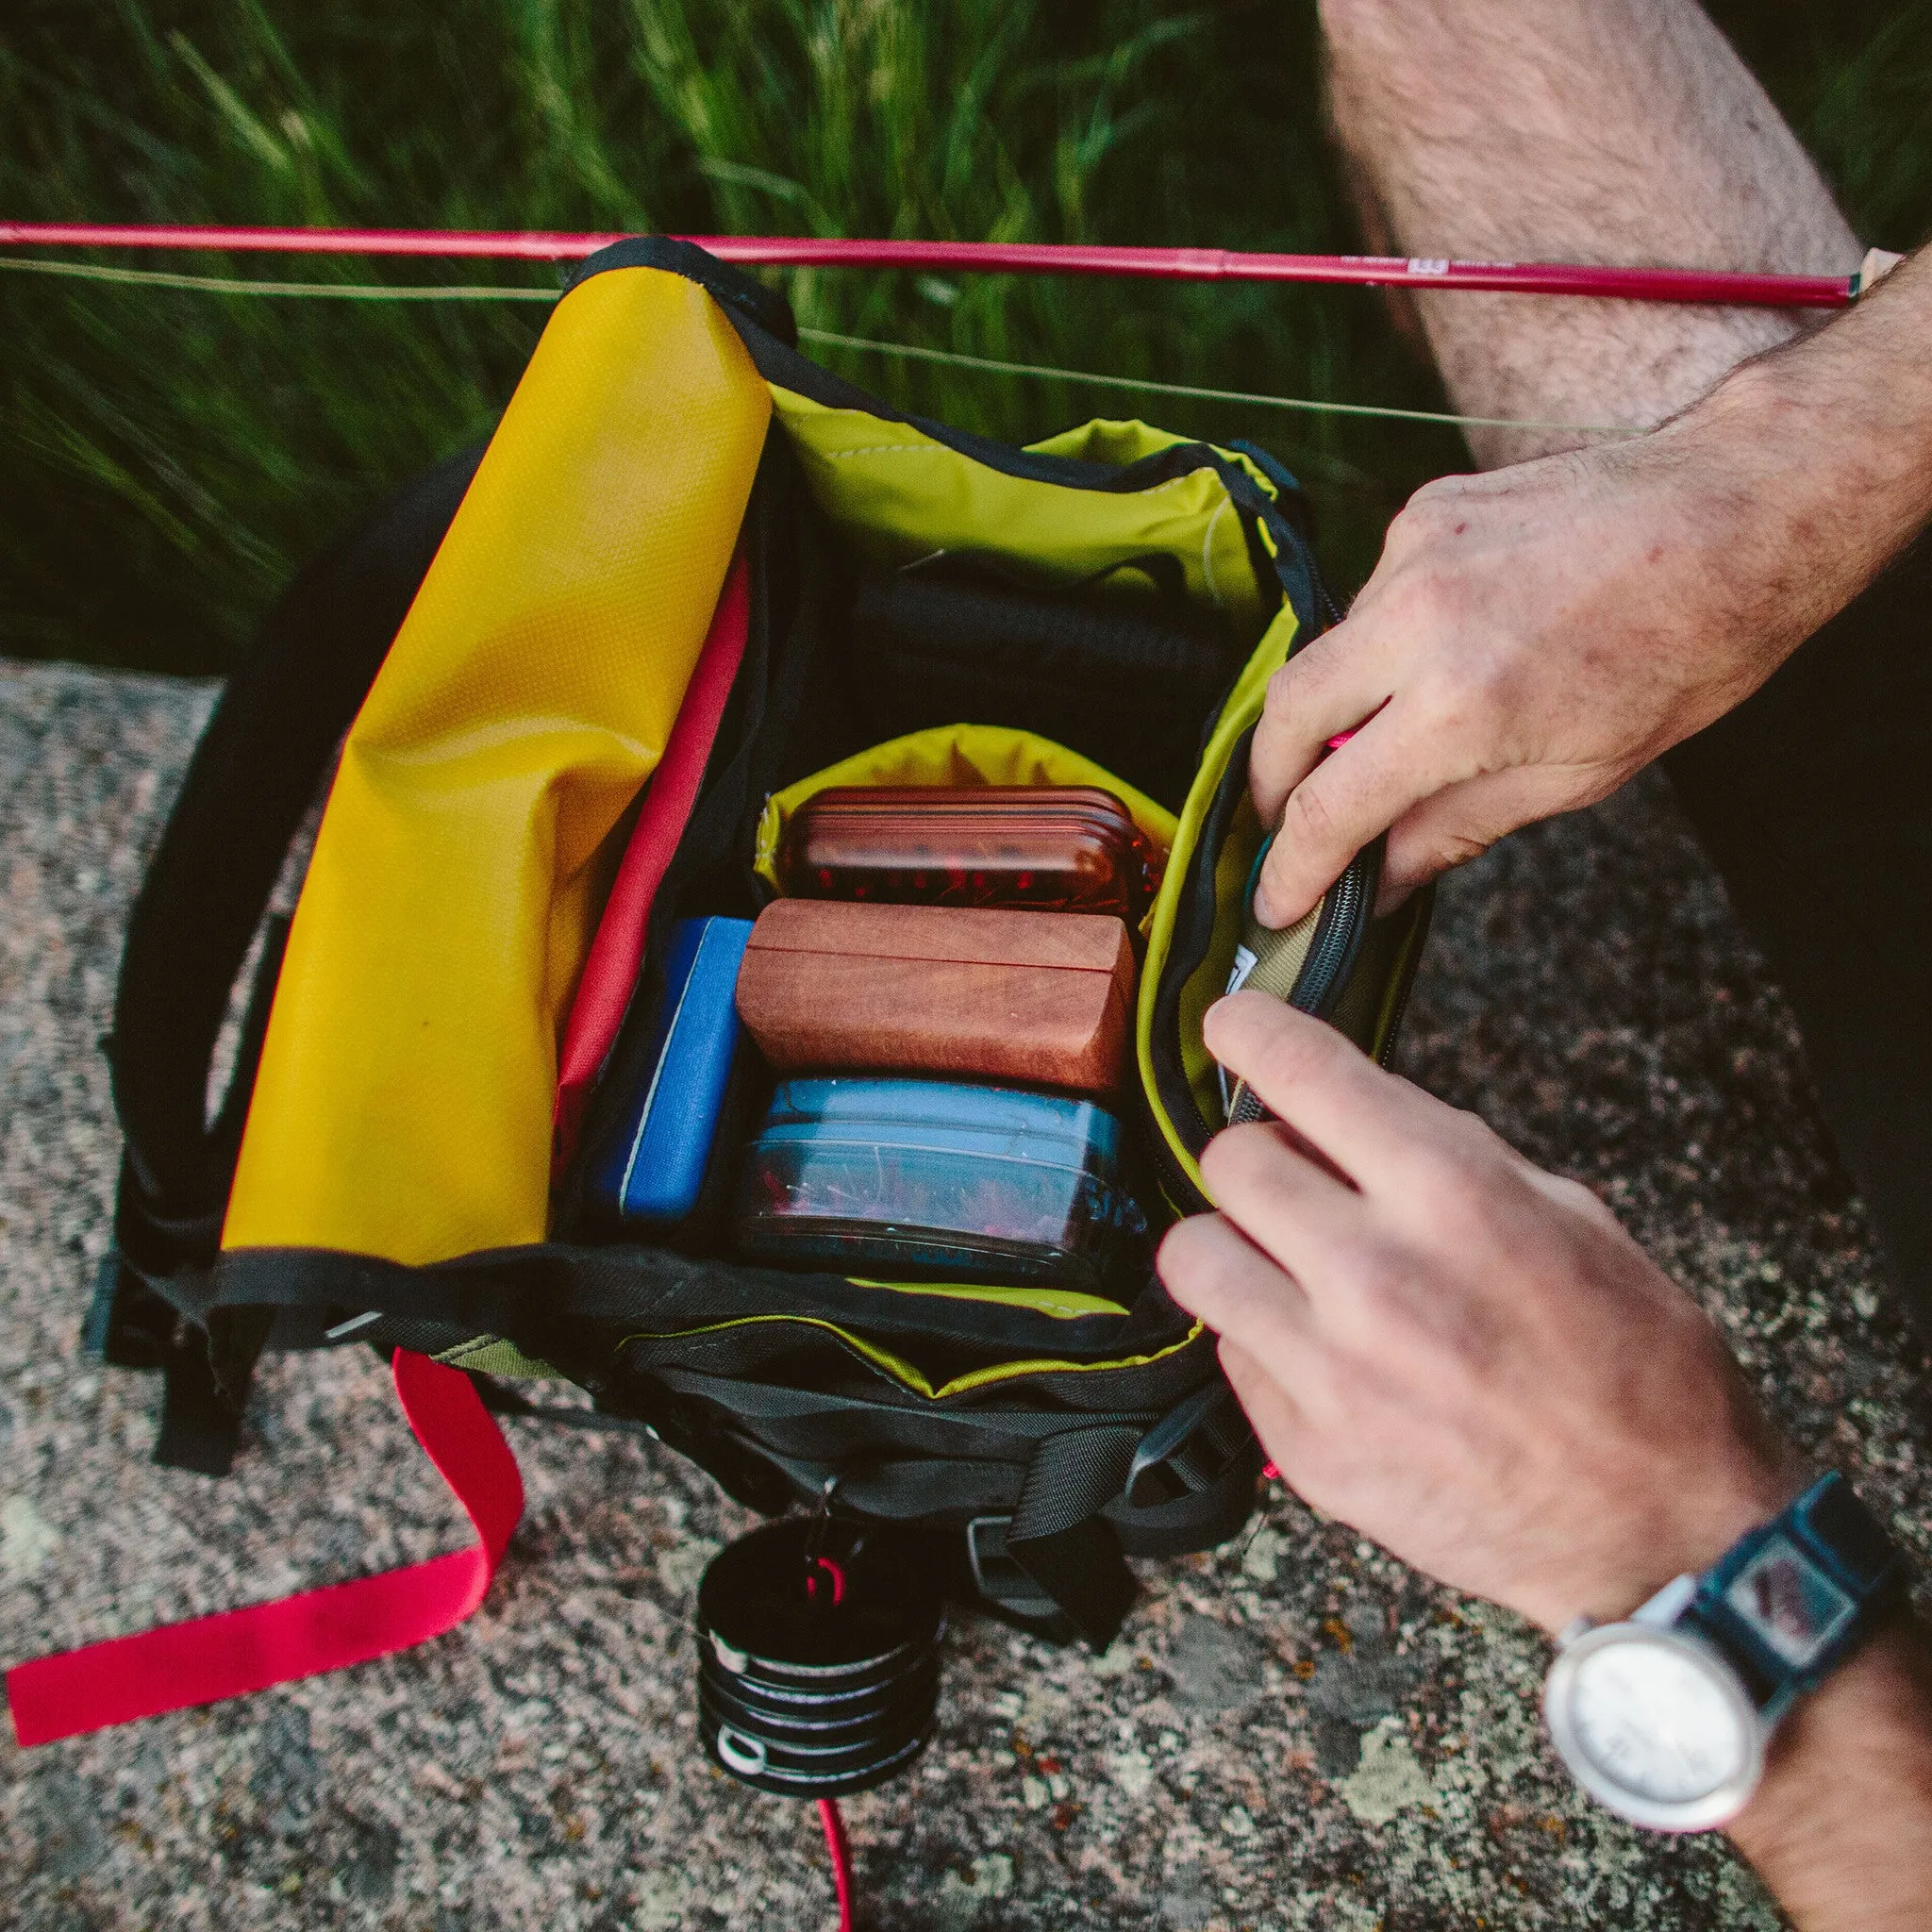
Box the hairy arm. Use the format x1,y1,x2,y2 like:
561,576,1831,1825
1158,995,1932,1926
1726,1627,1932,1930
1251,247,1932,925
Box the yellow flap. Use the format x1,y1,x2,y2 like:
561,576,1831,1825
224,266,771,1263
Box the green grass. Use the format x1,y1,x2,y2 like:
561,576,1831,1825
2,0,1929,675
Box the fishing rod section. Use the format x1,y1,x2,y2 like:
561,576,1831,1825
0,221,1863,308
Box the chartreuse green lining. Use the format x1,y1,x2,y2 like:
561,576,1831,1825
1135,601,1300,1199
615,1311,1205,1401
844,1277,1130,1320
754,723,1177,913
1024,418,1201,467
767,390,1274,639
1024,420,1301,529
1180,787,1275,1128
436,1286,1141,1387
739,396,1295,1345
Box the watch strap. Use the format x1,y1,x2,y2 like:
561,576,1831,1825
1679,1472,1906,1717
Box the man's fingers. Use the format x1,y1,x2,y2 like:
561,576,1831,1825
1251,705,1441,927
1248,624,1392,832
1157,1209,1313,1358
1203,991,1463,1187
1194,1117,1369,1293
1214,1337,1307,1472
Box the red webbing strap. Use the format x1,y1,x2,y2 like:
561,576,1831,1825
551,541,752,1176
6,1351,522,1747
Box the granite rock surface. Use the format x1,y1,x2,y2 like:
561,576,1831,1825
2,655,1927,1931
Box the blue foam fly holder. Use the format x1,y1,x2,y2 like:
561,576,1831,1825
587,915,754,1224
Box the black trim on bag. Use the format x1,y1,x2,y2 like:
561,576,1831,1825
558,235,800,347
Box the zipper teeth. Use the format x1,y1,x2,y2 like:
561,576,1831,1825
1370,888,1434,1066
1139,1080,1212,1216
1315,574,1343,632
1141,502,1341,1212
1377,949,1420,1064
1291,855,1371,1018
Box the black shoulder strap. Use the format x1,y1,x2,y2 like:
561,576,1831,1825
99,444,483,1469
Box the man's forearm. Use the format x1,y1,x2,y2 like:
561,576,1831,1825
1727,1620,1932,1930
1320,0,1860,465
1670,246,1932,678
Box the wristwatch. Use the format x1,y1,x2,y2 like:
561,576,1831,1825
1543,1472,1906,1831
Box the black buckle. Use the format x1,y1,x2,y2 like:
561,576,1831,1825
1124,1383,1251,1512
966,1515,1060,1621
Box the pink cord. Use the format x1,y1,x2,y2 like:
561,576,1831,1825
817,1798,857,1931
0,223,1856,308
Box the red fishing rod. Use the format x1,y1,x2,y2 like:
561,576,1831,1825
0,222,1861,308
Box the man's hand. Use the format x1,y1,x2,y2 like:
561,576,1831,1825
1162,995,1932,1929
1248,246,1932,931
1157,991,1797,1630
1249,417,1790,927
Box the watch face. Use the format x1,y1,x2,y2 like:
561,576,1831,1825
1724,1532,1857,1670
1546,1626,1761,1829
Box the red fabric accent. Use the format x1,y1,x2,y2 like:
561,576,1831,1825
552,542,751,1175
0,224,1856,308
5,1351,522,1748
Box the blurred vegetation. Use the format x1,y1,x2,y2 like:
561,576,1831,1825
1,0,1928,674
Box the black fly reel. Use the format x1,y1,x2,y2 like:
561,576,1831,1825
696,1518,945,1797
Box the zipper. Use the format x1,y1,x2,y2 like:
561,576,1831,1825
1288,841,1380,1022
1138,1083,1214,1218
1141,841,1379,1187
1369,879,1434,1067
1137,730,1257,1213
1224,842,1379,1127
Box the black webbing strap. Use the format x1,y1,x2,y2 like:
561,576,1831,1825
996,1391,1262,1642
468,1375,660,1440
1108,1437,1263,1557
151,1330,249,1477
1005,1426,1143,1648
104,445,485,1470
467,1356,1257,1646
81,1256,245,1475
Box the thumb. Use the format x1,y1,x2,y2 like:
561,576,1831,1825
1253,705,1438,927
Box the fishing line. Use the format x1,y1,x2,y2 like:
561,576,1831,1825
0,251,1640,438
793,325,1636,436
0,253,558,302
